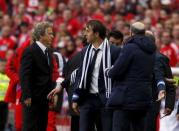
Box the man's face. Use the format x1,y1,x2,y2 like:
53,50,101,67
85,26,96,44
2,26,11,37
161,32,171,45
109,36,123,46
42,27,54,48
172,25,179,39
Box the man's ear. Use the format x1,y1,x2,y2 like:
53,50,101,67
95,32,99,38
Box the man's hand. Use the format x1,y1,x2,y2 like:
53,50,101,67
49,95,58,109
72,102,80,115
176,114,179,121
163,108,172,116
47,87,62,100
156,90,166,101
24,98,31,107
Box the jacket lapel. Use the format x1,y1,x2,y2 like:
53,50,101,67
33,43,49,67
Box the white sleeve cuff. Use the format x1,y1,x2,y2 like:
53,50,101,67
56,77,64,89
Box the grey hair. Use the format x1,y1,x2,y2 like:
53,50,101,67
131,22,145,35
32,22,53,41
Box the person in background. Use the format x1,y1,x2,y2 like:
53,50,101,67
4,39,31,131
0,58,9,131
75,36,84,52
47,51,66,131
108,30,124,47
160,31,178,67
48,33,87,131
65,37,77,60
145,30,176,131
0,25,16,59
17,21,30,47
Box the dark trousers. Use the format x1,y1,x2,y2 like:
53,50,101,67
71,115,80,131
145,102,160,131
113,109,147,131
22,101,49,131
79,94,113,131
0,102,8,131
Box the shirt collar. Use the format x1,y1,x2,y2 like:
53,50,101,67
36,41,47,54
91,41,104,51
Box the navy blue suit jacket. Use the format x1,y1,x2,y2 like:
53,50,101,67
106,35,156,110
73,44,121,105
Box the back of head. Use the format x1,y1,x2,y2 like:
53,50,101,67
108,30,124,46
128,27,156,54
131,22,146,35
108,30,123,41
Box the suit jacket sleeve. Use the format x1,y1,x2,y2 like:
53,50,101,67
154,53,175,110
61,61,70,92
71,50,85,103
107,44,133,79
19,47,33,100
165,60,176,110
61,51,82,94
154,54,166,91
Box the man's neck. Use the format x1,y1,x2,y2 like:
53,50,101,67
38,40,48,48
93,39,103,49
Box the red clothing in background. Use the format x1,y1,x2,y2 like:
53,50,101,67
160,43,178,67
0,37,16,59
4,39,31,131
0,0,7,13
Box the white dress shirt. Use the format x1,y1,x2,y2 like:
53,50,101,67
36,41,47,54
160,100,179,131
89,43,104,94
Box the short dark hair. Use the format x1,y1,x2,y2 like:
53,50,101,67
108,30,124,41
86,20,106,39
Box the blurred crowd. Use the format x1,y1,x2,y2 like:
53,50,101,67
0,0,178,66
0,0,179,130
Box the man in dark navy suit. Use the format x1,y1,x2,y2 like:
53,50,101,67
20,22,56,131
145,31,176,131
70,20,120,131
105,22,156,131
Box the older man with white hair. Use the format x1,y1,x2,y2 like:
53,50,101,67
105,22,156,131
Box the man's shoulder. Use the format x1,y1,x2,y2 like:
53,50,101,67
22,43,38,57
81,46,88,52
156,52,169,62
78,46,89,57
